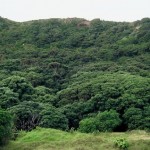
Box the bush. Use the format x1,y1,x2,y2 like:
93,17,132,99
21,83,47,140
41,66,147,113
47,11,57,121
78,117,97,133
0,109,13,145
96,110,122,132
78,110,122,133
39,106,68,130
9,101,42,131
114,138,129,149
123,107,143,130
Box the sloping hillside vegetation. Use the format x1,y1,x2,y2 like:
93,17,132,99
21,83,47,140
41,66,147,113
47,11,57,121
0,16,150,145
2,128,150,150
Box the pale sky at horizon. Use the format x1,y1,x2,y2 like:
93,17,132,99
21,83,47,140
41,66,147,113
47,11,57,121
0,0,150,22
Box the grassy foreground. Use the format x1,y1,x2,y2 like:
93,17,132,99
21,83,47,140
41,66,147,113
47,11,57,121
1,127,150,150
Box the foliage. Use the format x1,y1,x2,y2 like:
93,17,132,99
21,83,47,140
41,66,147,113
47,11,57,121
123,107,143,130
96,110,122,132
8,101,43,131
114,138,129,149
39,105,68,130
78,110,121,133
78,117,97,133
0,109,13,145
123,107,150,130
0,17,149,132
0,87,19,109
1,128,150,150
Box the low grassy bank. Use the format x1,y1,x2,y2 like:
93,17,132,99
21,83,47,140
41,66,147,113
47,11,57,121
1,128,150,150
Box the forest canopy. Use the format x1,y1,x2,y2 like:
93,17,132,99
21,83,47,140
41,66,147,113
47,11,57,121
0,17,150,137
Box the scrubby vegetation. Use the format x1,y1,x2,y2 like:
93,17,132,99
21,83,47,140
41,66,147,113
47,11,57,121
0,16,150,146
0,109,13,146
78,110,121,133
1,128,150,150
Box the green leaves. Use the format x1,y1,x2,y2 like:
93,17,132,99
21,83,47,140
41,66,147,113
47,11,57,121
39,106,68,130
0,17,149,132
78,117,97,133
9,101,43,131
96,110,122,132
0,87,19,109
123,107,150,130
78,110,121,133
1,76,33,98
0,109,13,145
114,138,129,149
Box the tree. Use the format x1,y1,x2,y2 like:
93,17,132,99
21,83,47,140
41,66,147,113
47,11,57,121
0,87,19,109
78,110,121,133
0,109,13,145
1,76,34,100
78,117,97,133
9,101,43,131
39,106,68,130
123,107,143,130
143,107,150,130
96,110,122,132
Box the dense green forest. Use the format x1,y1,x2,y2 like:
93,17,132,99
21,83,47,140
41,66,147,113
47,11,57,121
0,16,150,145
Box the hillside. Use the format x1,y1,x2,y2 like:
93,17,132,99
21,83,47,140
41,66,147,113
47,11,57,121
0,17,150,145
2,128,150,150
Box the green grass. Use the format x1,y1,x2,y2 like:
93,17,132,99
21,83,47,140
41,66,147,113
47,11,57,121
1,128,150,150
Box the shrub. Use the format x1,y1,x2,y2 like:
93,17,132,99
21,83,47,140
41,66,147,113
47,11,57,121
123,107,143,130
9,101,42,131
0,109,13,145
39,106,68,130
114,138,129,149
78,117,97,133
96,110,122,132
78,110,122,133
